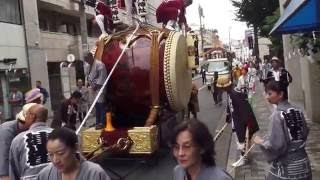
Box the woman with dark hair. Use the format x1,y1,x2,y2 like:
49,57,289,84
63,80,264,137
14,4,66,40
38,127,110,180
254,81,312,180
171,119,232,180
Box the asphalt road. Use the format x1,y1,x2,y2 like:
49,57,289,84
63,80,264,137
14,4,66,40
95,77,232,180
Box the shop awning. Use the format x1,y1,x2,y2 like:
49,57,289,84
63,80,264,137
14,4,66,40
270,0,320,34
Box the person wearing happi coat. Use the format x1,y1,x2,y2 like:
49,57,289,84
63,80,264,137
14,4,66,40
0,103,36,180
9,105,52,180
94,0,113,34
225,84,259,167
38,127,111,180
254,81,311,180
156,0,192,29
265,56,292,99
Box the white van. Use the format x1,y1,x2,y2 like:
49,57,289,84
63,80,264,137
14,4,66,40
204,58,230,90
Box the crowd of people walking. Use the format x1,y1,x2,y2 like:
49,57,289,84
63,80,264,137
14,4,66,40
181,53,313,179
226,56,313,180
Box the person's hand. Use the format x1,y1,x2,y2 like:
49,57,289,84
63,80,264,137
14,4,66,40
254,136,263,145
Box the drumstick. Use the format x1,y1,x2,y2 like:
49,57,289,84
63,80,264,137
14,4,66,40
214,122,229,142
227,143,256,174
76,23,141,134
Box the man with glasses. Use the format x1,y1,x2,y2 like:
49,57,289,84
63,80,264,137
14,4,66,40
9,104,52,180
0,103,36,180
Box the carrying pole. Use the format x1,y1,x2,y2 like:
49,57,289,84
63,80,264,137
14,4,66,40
214,122,228,142
227,143,256,174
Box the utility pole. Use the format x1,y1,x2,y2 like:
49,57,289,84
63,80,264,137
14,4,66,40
79,0,89,55
198,4,204,53
228,26,232,51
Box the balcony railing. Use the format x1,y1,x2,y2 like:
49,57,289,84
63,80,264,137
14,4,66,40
39,0,95,16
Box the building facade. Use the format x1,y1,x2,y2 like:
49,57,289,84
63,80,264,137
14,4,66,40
0,0,30,119
258,37,271,61
193,29,223,55
279,0,320,123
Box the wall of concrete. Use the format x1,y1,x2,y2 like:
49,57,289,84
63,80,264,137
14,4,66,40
283,36,304,106
39,0,95,15
22,0,52,114
40,32,96,62
0,23,28,69
300,55,320,122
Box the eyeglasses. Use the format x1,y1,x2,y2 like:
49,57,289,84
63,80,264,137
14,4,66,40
172,143,196,152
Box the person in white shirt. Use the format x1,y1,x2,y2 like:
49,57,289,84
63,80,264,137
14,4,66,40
247,61,257,94
236,68,255,104
265,56,292,99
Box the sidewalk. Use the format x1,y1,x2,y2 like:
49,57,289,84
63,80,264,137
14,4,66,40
227,83,320,179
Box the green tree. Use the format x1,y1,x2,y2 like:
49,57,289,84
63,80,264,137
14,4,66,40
231,0,279,57
261,8,283,58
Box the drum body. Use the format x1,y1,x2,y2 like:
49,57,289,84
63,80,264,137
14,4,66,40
101,27,192,127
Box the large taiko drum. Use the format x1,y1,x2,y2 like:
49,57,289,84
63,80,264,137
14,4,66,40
100,27,192,127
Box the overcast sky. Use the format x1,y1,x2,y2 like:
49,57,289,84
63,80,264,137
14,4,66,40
186,0,248,43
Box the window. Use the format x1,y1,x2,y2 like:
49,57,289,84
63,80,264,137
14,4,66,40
39,18,49,31
59,22,78,36
0,0,22,24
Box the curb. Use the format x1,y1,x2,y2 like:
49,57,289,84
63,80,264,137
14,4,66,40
226,132,237,178
192,76,201,81
213,105,233,170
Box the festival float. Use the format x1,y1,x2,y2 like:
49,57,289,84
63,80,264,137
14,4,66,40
78,0,198,160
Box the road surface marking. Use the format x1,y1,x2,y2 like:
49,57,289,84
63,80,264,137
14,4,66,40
199,85,207,91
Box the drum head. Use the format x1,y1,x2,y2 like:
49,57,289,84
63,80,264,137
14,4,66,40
164,31,192,111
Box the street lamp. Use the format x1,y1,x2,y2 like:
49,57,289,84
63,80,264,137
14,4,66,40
60,54,76,99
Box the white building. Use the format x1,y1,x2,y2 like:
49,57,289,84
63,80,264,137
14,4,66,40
258,38,271,61
0,0,29,119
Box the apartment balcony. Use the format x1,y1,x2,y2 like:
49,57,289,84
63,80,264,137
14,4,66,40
39,0,95,18
40,31,97,62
